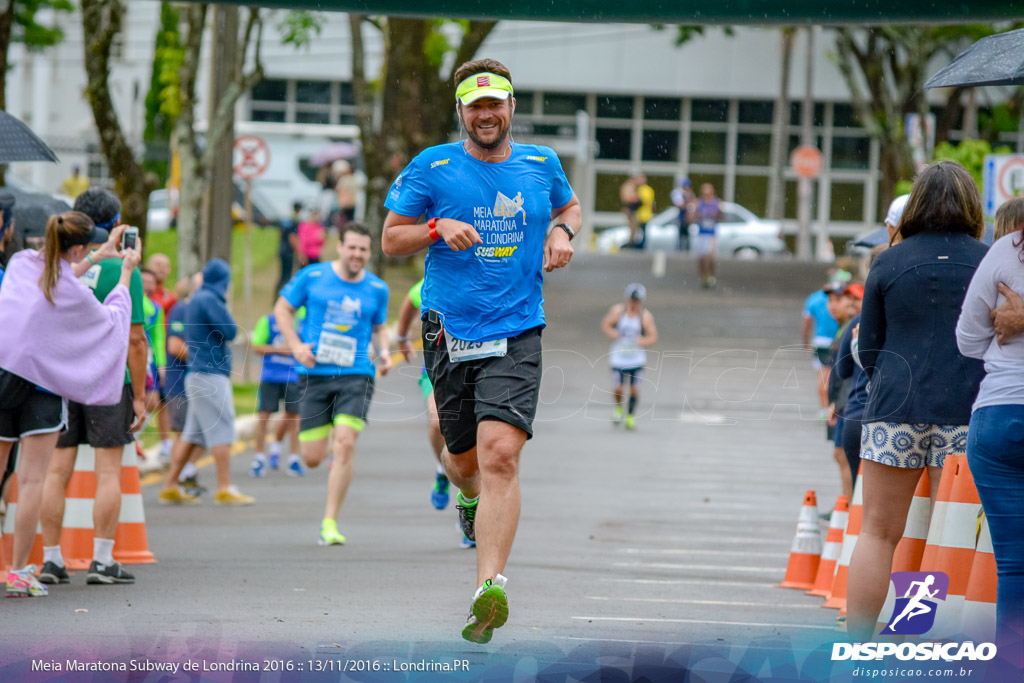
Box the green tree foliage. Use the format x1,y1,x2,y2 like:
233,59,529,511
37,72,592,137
143,2,181,185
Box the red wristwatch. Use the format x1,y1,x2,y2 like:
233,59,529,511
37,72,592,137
428,217,439,241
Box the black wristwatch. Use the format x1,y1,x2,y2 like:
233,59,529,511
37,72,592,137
553,222,575,241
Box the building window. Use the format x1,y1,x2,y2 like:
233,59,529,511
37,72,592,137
736,133,772,166
295,110,331,125
543,93,587,116
597,95,634,119
833,103,861,128
642,130,679,162
514,91,535,114
831,182,865,221
339,82,355,106
832,136,870,170
644,97,682,121
790,102,825,127
738,100,774,125
689,131,727,165
691,99,729,123
596,128,632,160
252,78,287,102
688,173,726,198
251,108,286,123
295,80,331,105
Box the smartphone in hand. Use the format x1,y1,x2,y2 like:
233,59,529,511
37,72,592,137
121,226,139,251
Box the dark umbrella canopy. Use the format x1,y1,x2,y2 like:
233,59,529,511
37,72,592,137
0,111,59,163
925,28,1024,89
3,185,72,244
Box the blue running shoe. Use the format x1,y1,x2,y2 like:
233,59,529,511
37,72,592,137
250,458,266,478
287,458,305,477
268,453,280,470
460,533,476,549
431,472,450,510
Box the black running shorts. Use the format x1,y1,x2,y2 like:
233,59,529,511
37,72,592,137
257,381,302,414
56,385,135,449
422,316,542,455
0,389,66,442
297,374,375,434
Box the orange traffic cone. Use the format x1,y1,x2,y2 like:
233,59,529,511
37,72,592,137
780,490,822,590
807,496,848,598
42,444,156,570
960,513,997,642
824,465,863,611
921,454,981,637
920,455,958,569
113,443,155,566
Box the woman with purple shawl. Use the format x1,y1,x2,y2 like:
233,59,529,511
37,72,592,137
0,211,140,598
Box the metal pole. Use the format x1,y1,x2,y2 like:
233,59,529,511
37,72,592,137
244,179,253,316
796,25,815,261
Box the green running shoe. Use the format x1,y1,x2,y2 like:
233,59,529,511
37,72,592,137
456,492,477,542
319,518,346,546
612,405,624,424
625,414,636,431
461,574,508,644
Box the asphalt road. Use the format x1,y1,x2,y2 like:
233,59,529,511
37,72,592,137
2,252,857,680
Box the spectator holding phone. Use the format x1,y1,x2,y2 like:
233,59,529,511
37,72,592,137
0,211,140,597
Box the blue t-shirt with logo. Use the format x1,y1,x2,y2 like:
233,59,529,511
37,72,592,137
253,313,302,384
281,263,389,378
384,142,574,343
164,300,188,398
803,290,839,348
695,199,720,236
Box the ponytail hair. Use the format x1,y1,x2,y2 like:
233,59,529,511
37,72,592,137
39,211,96,305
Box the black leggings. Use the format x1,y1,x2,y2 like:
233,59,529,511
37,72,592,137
842,416,864,486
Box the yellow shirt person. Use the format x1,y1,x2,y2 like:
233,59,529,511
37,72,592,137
60,167,90,199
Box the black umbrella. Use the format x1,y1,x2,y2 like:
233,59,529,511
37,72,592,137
0,110,59,163
3,185,71,243
925,28,1024,89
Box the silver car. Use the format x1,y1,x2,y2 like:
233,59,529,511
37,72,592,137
596,201,788,259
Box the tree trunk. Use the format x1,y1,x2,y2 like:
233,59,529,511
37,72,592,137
0,0,14,186
767,28,794,221
81,0,156,234
173,3,206,280
350,16,496,276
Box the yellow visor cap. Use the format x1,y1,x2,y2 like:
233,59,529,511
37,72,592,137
456,72,514,105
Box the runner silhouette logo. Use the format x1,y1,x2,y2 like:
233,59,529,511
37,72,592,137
881,571,949,635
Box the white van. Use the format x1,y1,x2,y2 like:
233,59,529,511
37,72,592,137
233,121,362,222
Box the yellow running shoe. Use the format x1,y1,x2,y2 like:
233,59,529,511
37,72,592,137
214,486,255,506
158,487,200,505
624,414,636,431
319,518,346,546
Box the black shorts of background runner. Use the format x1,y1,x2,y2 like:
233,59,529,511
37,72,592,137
422,316,542,455
613,367,642,387
56,385,135,449
297,374,374,433
0,389,66,442
257,381,302,414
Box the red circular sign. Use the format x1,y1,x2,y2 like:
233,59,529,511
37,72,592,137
790,145,823,178
233,135,270,180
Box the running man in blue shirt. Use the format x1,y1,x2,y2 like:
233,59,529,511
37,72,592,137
382,58,580,644
274,222,391,547
249,310,304,478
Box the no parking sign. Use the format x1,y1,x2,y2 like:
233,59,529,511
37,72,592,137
983,154,1024,216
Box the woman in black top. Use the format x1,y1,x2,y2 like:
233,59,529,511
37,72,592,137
846,161,987,640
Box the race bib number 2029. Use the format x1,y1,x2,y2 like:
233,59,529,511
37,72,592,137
445,334,507,363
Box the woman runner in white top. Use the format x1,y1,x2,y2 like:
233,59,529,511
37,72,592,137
601,283,658,430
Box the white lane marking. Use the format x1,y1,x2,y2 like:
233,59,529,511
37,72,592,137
613,561,784,574
571,616,834,631
603,578,779,588
587,596,823,609
553,636,829,652
618,548,790,559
